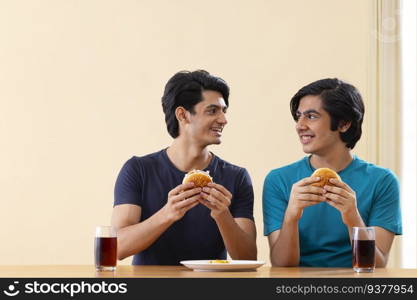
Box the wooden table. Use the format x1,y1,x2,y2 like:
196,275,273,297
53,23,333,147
1,265,416,278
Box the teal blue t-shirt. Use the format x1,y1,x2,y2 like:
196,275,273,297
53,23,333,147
262,156,402,267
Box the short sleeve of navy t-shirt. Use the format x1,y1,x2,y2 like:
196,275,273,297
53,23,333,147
114,149,254,265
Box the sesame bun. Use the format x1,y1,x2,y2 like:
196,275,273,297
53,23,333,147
310,168,341,187
182,170,213,187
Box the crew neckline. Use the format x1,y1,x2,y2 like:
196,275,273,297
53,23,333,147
305,154,358,175
161,148,217,175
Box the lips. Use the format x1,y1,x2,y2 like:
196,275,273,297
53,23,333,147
210,127,223,137
300,134,315,144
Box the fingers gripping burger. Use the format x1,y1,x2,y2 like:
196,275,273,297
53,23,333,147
182,170,213,187
310,168,341,187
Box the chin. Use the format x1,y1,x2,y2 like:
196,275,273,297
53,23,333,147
302,145,315,154
211,139,222,145
201,138,221,147
208,137,222,145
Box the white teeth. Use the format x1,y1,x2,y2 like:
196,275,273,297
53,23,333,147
301,135,313,142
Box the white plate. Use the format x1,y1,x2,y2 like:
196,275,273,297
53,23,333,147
180,260,265,272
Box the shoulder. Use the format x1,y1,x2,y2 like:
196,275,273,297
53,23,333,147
214,155,249,177
265,157,307,182
263,158,308,195
118,150,166,179
124,149,165,169
353,157,399,183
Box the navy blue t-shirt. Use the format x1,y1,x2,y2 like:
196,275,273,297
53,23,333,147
114,149,254,265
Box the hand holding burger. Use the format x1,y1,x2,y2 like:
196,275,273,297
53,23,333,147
183,170,233,219
311,168,361,227
162,175,203,222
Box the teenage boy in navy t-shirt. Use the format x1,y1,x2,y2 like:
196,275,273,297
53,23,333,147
263,79,401,267
112,70,257,265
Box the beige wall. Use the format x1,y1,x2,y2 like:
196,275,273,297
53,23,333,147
0,0,389,265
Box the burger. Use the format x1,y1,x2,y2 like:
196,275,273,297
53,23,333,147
310,168,341,187
182,169,213,187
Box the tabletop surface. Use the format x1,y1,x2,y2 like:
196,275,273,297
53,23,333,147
1,265,417,278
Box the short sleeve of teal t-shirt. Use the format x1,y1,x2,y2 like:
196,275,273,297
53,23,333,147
262,170,289,236
367,170,402,234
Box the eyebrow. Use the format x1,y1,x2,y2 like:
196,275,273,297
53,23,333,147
296,109,321,115
205,104,228,110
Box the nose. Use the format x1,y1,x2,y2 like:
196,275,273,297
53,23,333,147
296,116,308,131
217,111,228,125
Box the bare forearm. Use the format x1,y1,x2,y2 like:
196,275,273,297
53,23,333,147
374,246,389,267
116,209,173,260
214,212,257,260
270,216,300,267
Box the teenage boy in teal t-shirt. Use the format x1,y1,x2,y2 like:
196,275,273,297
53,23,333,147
263,78,402,267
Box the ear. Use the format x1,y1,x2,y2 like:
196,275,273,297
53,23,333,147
175,106,189,124
339,121,351,133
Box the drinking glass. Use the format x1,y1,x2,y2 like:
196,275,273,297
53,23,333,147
352,227,376,273
94,226,117,271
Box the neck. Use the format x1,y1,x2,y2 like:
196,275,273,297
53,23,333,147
309,147,353,172
166,137,212,172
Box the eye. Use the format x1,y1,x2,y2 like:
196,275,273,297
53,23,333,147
307,113,318,119
207,108,217,115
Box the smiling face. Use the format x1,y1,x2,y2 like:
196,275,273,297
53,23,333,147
295,95,345,155
182,90,228,147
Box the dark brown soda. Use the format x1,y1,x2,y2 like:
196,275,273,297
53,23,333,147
352,240,375,268
95,237,117,267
